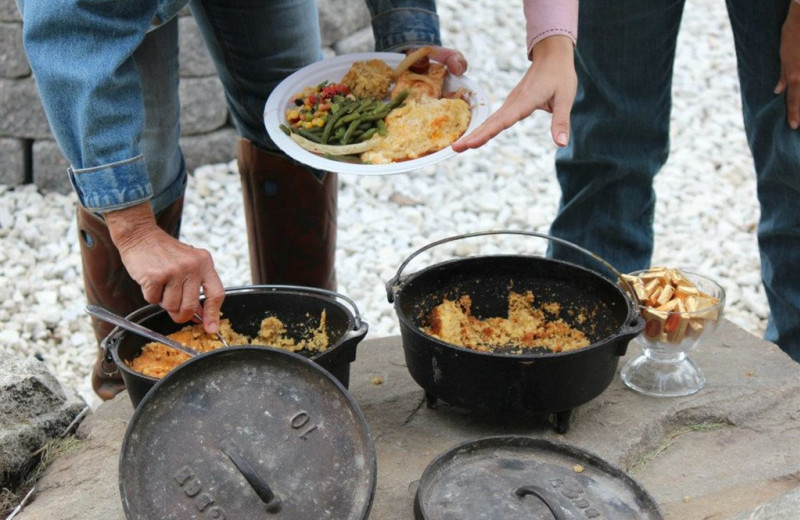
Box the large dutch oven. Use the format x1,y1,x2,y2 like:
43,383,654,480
386,231,645,433
102,285,368,408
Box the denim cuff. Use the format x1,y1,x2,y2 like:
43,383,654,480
371,8,442,52
69,155,153,213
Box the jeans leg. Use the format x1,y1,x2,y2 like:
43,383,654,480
134,17,187,215
549,0,685,278
727,0,800,359
189,0,322,150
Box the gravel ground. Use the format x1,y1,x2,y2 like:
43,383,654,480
0,0,769,409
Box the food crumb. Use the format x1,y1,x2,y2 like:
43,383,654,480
573,464,585,473
683,496,691,503
745,370,755,377
372,376,384,386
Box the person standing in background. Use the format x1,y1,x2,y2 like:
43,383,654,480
459,0,800,361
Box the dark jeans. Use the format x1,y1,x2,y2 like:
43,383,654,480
549,0,800,360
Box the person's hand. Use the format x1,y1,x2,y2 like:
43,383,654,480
428,46,469,76
452,35,576,151
104,202,225,333
776,1,800,130
400,46,469,76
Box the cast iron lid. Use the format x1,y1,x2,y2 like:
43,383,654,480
119,346,376,519
415,436,663,520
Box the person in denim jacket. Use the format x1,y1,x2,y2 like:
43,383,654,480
18,0,473,399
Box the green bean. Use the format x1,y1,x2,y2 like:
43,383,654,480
377,119,387,136
293,127,322,143
342,119,360,144
358,128,378,141
361,109,391,122
322,109,346,144
280,124,291,136
387,88,409,109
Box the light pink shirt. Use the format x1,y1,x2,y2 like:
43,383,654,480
524,0,579,57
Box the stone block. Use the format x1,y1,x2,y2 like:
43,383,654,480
0,355,87,480
332,27,375,55
179,76,229,136
0,0,20,22
180,127,238,174
1,22,29,78
0,77,51,139
0,137,26,185
317,0,371,46
178,15,216,78
32,139,71,194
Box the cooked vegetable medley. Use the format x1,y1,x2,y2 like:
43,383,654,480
281,80,409,148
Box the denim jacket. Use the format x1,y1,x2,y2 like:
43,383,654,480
18,0,441,213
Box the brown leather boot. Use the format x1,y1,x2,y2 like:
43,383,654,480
238,139,337,290
78,197,184,400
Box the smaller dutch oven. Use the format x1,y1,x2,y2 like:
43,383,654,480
116,345,376,519
100,285,368,408
386,231,645,433
415,436,663,519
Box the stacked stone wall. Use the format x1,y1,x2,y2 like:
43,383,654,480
0,0,373,193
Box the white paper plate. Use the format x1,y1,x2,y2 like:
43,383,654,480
264,52,490,176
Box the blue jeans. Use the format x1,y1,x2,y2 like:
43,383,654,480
548,0,800,360
20,0,440,213
138,0,323,214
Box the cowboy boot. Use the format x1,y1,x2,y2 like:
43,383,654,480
78,197,184,400
237,139,337,290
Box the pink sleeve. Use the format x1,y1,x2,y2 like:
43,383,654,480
524,0,578,58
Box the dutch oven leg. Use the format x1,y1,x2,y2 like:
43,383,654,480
550,409,573,434
424,392,439,409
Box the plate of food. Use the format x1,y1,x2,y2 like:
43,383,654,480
264,50,490,175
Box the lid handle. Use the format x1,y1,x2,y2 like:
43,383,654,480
220,438,282,514
515,485,567,520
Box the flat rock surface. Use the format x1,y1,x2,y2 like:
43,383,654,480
15,320,800,519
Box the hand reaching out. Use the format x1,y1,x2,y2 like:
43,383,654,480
104,202,225,333
452,35,576,152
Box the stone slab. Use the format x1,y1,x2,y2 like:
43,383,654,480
13,319,800,519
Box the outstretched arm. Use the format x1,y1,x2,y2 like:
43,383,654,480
452,0,578,151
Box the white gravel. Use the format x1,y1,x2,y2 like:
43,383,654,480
0,0,768,409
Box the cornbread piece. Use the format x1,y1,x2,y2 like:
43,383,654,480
360,97,471,164
250,310,329,353
423,291,590,353
126,312,330,379
340,59,394,99
127,319,249,379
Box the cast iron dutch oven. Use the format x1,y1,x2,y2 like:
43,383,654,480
386,231,645,433
116,344,376,519
101,285,368,408
415,436,663,519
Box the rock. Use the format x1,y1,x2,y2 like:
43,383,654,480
0,355,88,485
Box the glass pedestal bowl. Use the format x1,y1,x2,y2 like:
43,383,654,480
620,269,726,398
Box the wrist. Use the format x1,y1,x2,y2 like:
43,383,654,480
104,202,159,249
530,34,574,62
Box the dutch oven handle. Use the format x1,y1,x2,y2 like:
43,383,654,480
220,438,283,513
99,303,167,365
515,485,567,520
386,230,641,321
